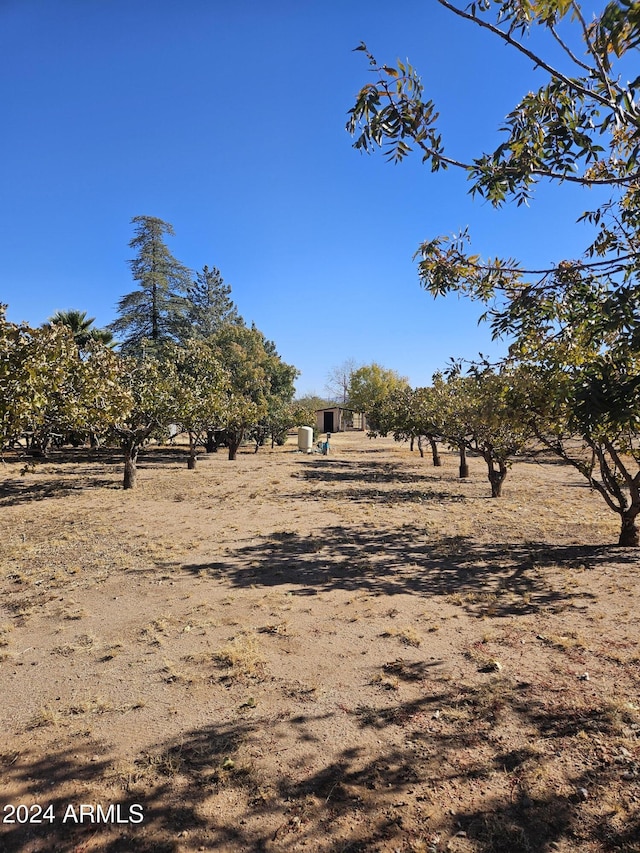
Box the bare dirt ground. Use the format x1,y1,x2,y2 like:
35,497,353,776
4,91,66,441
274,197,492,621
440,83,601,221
0,432,638,853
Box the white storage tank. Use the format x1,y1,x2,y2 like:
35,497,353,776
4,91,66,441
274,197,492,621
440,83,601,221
297,426,313,453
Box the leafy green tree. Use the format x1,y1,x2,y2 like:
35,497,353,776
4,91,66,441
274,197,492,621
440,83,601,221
47,310,113,349
207,325,298,460
511,341,640,544
452,367,532,497
0,311,73,453
209,325,270,460
111,354,177,489
110,216,191,354
430,372,471,478
373,385,443,465
347,363,409,432
348,1,640,539
400,368,530,496
59,341,132,450
162,339,229,469
180,265,241,340
1,309,129,456
261,335,299,448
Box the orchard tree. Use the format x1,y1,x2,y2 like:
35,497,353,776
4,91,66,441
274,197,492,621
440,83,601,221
111,216,191,354
260,333,299,448
39,340,132,452
430,372,471,478
209,325,271,460
347,363,409,431
511,343,640,545
451,366,532,497
410,386,443,465
162,339,229,469
348,0,640,540
0,310,128,455
374,385,443,465
112,353,177,489
209,324,298,460
70,342,131,444
0,311,76,452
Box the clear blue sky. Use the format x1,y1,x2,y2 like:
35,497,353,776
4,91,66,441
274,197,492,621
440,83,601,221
1,0,603,395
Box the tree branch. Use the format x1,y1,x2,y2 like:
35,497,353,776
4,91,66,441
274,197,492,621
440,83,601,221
436,0,624,116
569,0,625,100
549,21,593,75
419,249,639,279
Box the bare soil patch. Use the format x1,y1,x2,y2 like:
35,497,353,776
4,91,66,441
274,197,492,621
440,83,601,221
1,433,638,853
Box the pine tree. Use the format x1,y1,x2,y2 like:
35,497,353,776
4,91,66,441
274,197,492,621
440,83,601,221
110,216,191,354
182,265,241,339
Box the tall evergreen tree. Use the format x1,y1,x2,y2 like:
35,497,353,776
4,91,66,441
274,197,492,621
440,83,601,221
110,216,191,354
182,265,241,339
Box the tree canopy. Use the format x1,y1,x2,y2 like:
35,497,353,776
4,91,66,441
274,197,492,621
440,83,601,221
347,363,410,431
110,216,191,354
347,0,640,345
348,0,640,544
181,265,241,339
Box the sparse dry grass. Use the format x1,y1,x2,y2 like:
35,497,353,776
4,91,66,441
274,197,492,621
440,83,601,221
380,625,422,647
212,632,266,679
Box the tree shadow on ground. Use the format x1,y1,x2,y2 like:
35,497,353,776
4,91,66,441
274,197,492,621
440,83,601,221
295,458,437,485
2,677,638,853
0,477,119,506
286,484,466,505
0,446,201,505
182,525,634,618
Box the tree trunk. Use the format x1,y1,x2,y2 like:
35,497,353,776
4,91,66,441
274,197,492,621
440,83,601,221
459,443,469,478
490,474,503,498
487,459,507,498
228,429,243,461
188,433,197,469
417,435,425,458
123,446,138,490
29,433,50,458
618,511,639,546
410,435,415,452
429,437,441,467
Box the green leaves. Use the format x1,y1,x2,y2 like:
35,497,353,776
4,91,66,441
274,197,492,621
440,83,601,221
347,45,443,166
594,0,640,59
0,319,130,453
347,363,410,431
348,1,640,537
415,230,523,313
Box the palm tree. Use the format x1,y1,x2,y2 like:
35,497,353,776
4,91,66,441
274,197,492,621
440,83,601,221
47,310,114,348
